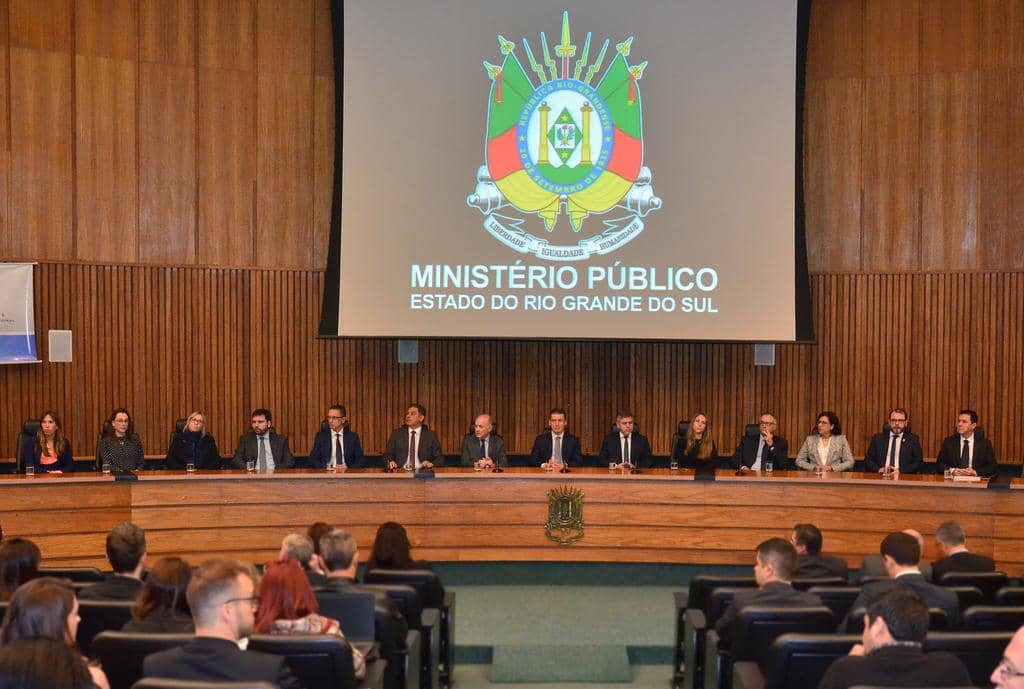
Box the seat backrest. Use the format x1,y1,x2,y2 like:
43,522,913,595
963,605,1024,632
38,566,107,583
16,420,39,473
92,630,193,689
364,568,444,609
744,424,759,439
948,585,985,612
733,606,835,666
763,632,860,689
314,590,377,643
686,575,757,615
132,680,278,689
77,600,138,656
807,586,861,626
362,583,423,628
996,586,1024,606
857,575,889,585
925,630,1014,688
845,606,948,633
940,572,1009,603
247,633,356,689
792,577,846,591
706,587,746,626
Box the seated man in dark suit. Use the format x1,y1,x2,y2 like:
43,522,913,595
78,522,147,601
840,531,960,631
308,404,367,469
382,403,443,471
792,523,849,580
931,520,996,583
937,408,997,477
143,558,304,689
460,413,507,470
279,533,327,587
598,411,653,470
231,408,295,472
529,407,584,469
817,588,972,689
858,529,932,582
862,407,924,475
714,537,823,648
730,413,788,472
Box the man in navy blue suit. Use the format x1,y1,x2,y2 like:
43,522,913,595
529,407,584,469
863,407,923,475
308,404,367,469
599,411,653,469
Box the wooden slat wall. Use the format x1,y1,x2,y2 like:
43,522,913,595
0,2,1023,467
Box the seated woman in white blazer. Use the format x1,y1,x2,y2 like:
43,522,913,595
794,411,855,472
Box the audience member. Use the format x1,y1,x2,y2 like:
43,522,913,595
992,626,1024,689
840,531,960,631
96,408,144,472
0,637,96,689
528,407,583,469
0,577,110,689
279,533,327,587
26,411,73,474
931,520,996,583
858,529,933,582
231,408,295,472
672,412,718,469
382,404,443,471
792,523,849,580
307,522,332,559
460,414,507,470
862,408,923,475
795,411,854,472
730,413,788,472
308,404,366,469
78,522,146,601
0,538,40,602
817,588,972,689
165,411,221,470
142,559,304,689
368,521,444,606
254,560,366,679
599,411,653,470
937,408,997,477
123,556,194,633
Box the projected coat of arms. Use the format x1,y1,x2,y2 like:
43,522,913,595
467,12,661,262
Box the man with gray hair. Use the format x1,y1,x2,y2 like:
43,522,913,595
279,533,326,586
931,520,995,583
79,522,147,600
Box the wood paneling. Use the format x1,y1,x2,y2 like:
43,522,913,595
140,0,195,66
256,0,312,76
312,76,333,270
198,0,253,71
76,0,137,61
863,0,919,76
9,0,71,51
0,0,10,258
921,0,978,74
807,0,863,79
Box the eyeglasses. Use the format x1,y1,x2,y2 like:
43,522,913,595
223,596,260,609
889,418,907,424
326,415,344,420
759,421,776,426
996,662,1024,680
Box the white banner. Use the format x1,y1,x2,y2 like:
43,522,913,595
0,263,39,364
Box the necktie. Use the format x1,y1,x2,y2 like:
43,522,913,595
755,438,765,469
888,434,898,468
257,436,266,472
480,438,487,457
408,430,417,468
623,435,630,464
961,438,970,467
554,436,562,461
335,433,344,468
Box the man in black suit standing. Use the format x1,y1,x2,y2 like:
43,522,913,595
78,522,147,601
599,411,653,470
382,403,443,471
460,413,507,469
308,404,367,469
792,523,849,580
231,408,295,472
529,407,584,469
818,588,972,689
937,408,997,477
730,413,788,472
931,520,996,583
863,408,924,475
143,559,304,689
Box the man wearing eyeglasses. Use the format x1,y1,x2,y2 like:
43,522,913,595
143,559,305,689
992,627,1024,688
730,413,789,472
308,404,367,469
863,408,923,475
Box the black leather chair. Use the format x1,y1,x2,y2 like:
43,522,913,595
670,421,692,463
732,632,860,689
791,577,845,591
924,630,1013,688
962,605,1024,631
247,634,358,689
677,577,758,689
856,575,889,586
947,585,984,612
315,590,377,644
16,419,40,473
996,586,1024,606
38,566,107,582
939,571,1009,604
844,606,948,633
92,631,193,689
77,600,137,655
807,586,861,626
686,576,759,615
132,681,277,689
364,583,437,689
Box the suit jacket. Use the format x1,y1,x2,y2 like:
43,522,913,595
931,550,996,583
308,427,368,468
730,434,789,470
529,431,584,467
460,433,508,467
795,554,849,581
382,425,443,467
713,581,823,647
816,644,973,689
28,444,75,473
937,431,997,477
840,572,960,631
77,574,144,601
858,555,932,583
794,434,854,472
863,429,924,474
143,636,304,689
598,432,654,468
165,433,220,470
231,430,295,470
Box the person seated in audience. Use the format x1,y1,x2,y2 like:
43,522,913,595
308,404,367,469
730,413,788,472
817,588,972,689
529,407,584,470
26,411,74,474
714,537,822,649
231,408,295,472
862,407,924,475
0,577,111,689
672,412,718,470
937,408,997,477
0,637,98,689
142,559,304,689
279,533,327,587
991,625,1024,689
78,523,146,601
858,529,933,582
0,537,41,602
383,403,443,471
599,411,653,470
368,521,445,606
254,559,366,679
795,411,854,472
96,408,145,472
165,411,221,470
460,413,507,470
931,520,995,583
307,521,332,561
791,523,849,580
123,556,194,633
840,531,960,631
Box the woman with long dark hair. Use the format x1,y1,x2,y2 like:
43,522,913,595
96,408,144,472
0,637,96,689
0,538,41,602
27,412,73,474
368,521,445,606
123,557,193,633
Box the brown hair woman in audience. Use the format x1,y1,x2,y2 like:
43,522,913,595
122,557,194,633
96,408,144,472
0,577,111,689
0,637,96,689
165,411,220,470
27,412,74,474
673,412,718,469
368,521,445,606
0,537,41,602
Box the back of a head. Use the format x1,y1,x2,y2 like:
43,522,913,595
307,522,333,556
757,537,798,581
255,560,318,633
0,577,76,646
792,523,823,555
0,637,93,689
935,521,967,548
320,529,358,572
106,522,146,574
370,521,413,569
880,531,921,566
0,538,41,600
186,559,253,629
134,556,192,621
281,533,315,567
866,588,929,643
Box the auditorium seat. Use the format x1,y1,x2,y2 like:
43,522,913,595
131,681,277,689
791,577,846,591
844,607,948,633
679,586,753,689
364,582,438,689
996,586,1024,606
247,634,378,689
315,590,377,644
962,605,1024,631
807,586,860,626
939,571,1009,604
731,632,859,689
92,631,193,689
924,630,1013,688
675,577,757,689
947,585,984,612
38,566,107,582
77,599,137,655
15,419,39,474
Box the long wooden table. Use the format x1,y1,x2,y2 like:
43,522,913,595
2,468,1022,572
